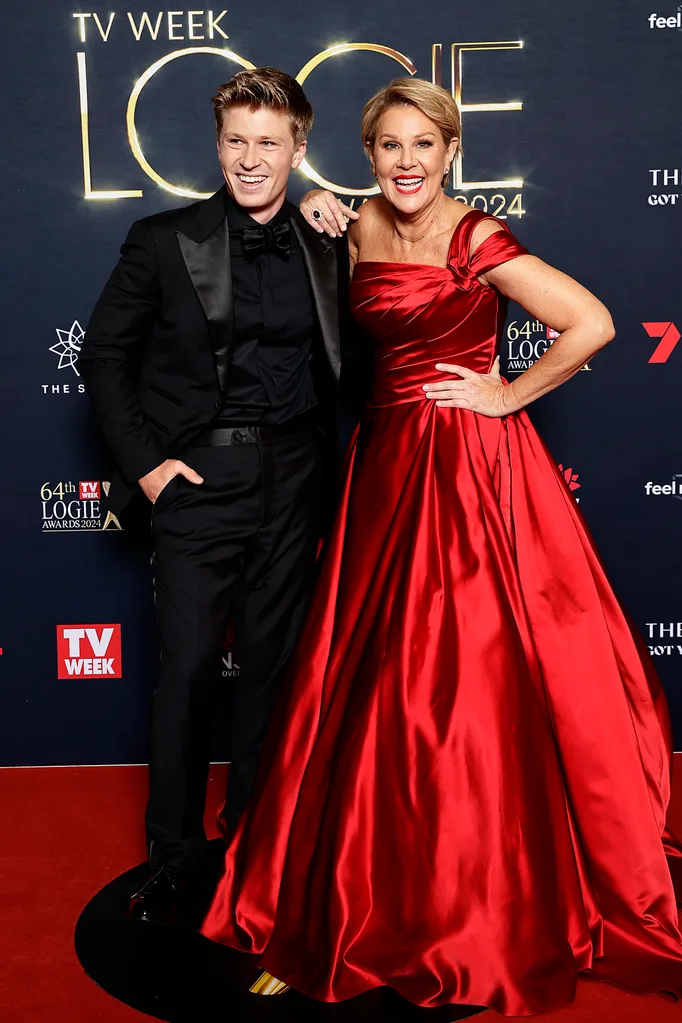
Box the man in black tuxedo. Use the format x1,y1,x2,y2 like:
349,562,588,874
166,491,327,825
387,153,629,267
79,68,352,925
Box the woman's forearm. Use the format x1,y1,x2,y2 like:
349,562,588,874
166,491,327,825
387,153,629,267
504,320,614,412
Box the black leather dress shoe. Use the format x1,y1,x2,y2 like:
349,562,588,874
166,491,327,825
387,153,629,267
127,864,185,925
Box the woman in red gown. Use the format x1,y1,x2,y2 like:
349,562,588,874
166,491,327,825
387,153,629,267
201,77,682,1015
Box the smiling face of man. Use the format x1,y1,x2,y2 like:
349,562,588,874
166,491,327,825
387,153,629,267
217,105,307,224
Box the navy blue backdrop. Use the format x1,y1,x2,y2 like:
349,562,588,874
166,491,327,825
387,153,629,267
2,0,680,765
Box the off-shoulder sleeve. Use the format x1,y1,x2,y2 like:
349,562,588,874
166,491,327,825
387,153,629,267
468,226,530,277
448,211,529,288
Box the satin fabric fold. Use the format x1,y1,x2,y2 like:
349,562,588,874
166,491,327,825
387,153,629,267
202,209,682,1015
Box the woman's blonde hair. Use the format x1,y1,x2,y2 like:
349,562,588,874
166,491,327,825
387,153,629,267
361,77,462,187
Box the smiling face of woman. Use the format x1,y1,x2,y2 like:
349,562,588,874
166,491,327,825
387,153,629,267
370,105,458,216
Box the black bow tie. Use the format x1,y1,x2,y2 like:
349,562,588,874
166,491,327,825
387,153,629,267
241,221,291,260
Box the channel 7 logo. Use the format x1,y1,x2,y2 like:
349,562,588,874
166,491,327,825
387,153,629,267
642,322,681,362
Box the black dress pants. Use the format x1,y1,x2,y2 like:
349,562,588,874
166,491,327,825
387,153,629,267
145,424,322,871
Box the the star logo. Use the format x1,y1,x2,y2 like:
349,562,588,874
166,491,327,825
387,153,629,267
50,320,84,375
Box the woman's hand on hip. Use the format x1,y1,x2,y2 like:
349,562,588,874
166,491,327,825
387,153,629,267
423,358,520,418
299,189,359,237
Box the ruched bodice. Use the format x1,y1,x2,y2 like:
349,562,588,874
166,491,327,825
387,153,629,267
350,209,528,406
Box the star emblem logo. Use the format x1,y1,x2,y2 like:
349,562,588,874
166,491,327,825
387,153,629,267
558,465,581,492
50,320,85,375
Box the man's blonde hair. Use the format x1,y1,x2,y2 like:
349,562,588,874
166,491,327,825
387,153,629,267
212,67,314,145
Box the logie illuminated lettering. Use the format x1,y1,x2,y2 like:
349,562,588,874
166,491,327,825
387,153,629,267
433,40,524,191
75,40,525,203
294,44,417,197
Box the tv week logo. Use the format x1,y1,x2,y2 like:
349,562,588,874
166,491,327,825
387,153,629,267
642,322,681,362
79,481,100,499
56,624,122,679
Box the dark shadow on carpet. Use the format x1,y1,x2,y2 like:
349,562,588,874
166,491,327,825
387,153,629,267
75,839,487,1023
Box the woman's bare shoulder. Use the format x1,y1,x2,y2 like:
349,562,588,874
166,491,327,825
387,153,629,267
441,198,507,254
348,195,391,245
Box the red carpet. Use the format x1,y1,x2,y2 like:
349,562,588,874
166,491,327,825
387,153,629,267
2,757,682,1022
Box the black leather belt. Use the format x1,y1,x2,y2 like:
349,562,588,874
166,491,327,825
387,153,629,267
192,410,317,448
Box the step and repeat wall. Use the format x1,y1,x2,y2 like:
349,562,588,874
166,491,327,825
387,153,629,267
2,0,681,765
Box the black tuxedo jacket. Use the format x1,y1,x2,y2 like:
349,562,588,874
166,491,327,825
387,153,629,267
80,185,358,516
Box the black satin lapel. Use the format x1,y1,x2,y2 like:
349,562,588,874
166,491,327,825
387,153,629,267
176,220,232,392
291,220,341,379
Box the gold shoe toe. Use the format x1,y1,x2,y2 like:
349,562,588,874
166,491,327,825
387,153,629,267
249,970,290,995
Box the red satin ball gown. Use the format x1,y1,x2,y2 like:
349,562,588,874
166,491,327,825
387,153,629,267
202,209,682,1015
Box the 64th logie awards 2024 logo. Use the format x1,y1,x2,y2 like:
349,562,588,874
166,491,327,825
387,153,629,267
41,480,122,531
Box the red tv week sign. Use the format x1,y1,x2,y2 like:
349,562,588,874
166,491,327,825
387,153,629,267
79,480,100,499
56,624,122,679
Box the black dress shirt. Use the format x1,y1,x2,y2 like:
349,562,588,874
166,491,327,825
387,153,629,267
218,192,318,425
